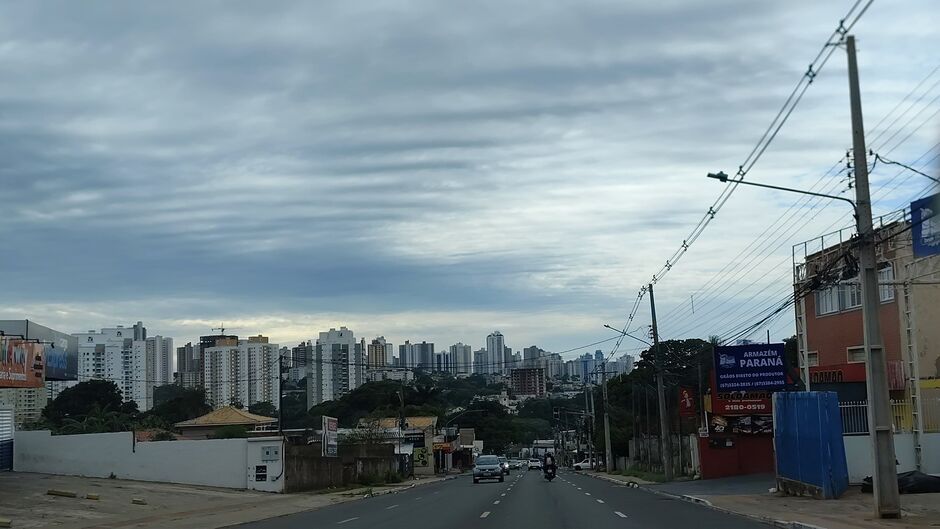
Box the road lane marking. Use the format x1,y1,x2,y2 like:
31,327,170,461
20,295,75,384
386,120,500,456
494,500,500,504
337,518,359,525
386,504,399,510
596,499,605,504
501,493,506,496
615,511,627,518
415,497,422,500
480,512,491,518
577,487,582,490
585,492,591,496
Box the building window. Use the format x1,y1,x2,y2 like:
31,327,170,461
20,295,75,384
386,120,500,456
879,264,895,302
816,286,839,315
806,351,819,367
847,346,865,363
840,283,863,310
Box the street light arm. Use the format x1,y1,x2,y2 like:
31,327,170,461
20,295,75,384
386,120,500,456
443,408,486,428
707,172,857,216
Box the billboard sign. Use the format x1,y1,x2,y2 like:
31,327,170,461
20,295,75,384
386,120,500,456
44,342,73,381
912,193,940,258
714,343,787,392
678,387,697,417
322,416,338,457
0,338,45,388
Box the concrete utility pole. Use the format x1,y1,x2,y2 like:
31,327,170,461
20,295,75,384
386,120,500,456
846,34,900,518
602,363,613,472
649,283,674,480
584,384,593,465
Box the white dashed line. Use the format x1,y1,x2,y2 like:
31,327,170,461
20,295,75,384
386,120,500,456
480,512,491,518
501,493,506,497
386,504,399,510
494,500,500,505
577,487,582,490
337,518,359,525
615,511,627,518
596,499,605,504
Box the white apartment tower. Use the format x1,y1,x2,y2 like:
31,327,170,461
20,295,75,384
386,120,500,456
202,335,279,409
486,331,505,374
307,327,365,407
73,323,173,412
449,343,473,376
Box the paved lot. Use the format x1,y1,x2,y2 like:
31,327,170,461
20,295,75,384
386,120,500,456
0,472,439,529
240,468,770,529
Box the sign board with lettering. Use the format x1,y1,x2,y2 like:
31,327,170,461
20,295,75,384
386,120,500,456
322,416,338,457
0,337,45,388
714,343,787,392
911,193,940,258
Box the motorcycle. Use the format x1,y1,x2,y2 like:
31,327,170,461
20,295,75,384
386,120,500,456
544,465,556,481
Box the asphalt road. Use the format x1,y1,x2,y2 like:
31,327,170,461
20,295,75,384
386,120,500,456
240,469,771,529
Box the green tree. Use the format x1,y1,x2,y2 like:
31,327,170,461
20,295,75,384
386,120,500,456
153,383,186,407
42,380,137,426
213,425,248,438
248,401,277,417
145,388,211,426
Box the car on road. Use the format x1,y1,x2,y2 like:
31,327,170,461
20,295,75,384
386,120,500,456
473,455,505,483
508,459,522,470
572,459,598,471
498,456,510,474
528,458,542,470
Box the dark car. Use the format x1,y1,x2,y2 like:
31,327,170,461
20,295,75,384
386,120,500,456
473,455,505,484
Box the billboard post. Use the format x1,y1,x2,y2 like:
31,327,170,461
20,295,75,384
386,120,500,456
322,416,338,457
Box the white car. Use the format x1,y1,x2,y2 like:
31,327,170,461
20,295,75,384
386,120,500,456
572,459,597,471
528,458,542,470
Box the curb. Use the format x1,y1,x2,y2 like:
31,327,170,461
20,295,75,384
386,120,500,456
365,475,457,498
582,473,826,529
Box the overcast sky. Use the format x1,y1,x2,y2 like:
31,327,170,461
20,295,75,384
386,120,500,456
1,1,937,362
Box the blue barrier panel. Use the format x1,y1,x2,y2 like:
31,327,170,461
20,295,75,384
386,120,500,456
773,391,848,499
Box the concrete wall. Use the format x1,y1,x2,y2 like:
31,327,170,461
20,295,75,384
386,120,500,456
841,433,939,483
283,443,397,493
14,430,284,492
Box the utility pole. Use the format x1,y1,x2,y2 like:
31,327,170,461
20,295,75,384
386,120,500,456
278,353,286,435
649,283,674,480
602,363,613,472
584,384,593,465
846,34,900,518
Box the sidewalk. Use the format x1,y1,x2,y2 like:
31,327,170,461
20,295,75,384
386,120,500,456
590,472,940,529
0,472,450,529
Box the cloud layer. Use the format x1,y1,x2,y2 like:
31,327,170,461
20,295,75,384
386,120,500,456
1,0,937,357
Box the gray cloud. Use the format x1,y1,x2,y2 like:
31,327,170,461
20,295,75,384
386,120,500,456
1,0,937,352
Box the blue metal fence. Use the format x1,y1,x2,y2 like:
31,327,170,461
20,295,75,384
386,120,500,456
773,391,849,499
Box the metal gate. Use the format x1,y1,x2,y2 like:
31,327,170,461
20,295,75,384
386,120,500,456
0,408,14,471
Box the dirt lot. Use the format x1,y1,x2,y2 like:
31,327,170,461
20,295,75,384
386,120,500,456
0,472,437,529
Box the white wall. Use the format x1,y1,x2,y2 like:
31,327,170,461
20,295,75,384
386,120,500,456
843,433,931,483
14,431,284,492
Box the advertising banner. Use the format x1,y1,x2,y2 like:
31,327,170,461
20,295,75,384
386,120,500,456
678,387,697,417
911,193,940,258
709,414,773,435
714,343,787,392
322,416,338,457
0,338,45,388
44,342,74,381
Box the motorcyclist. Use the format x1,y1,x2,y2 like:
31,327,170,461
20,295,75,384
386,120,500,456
543,451,557,477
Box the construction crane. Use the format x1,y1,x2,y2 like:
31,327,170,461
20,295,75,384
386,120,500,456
211,323,226,334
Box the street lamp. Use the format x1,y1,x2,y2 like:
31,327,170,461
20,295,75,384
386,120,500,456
706,172,857,216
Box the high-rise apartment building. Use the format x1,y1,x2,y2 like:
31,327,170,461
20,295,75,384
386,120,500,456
203,335,279,409
473,348,487,374
367,337,391,368
510,367,546,398
73,323,172,411
307,327,365,407
449,343,472,376
486,331,505,374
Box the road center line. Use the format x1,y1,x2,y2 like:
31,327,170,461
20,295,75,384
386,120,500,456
480,512,491,518
386,504,399,510
501,493,506,497
596,499,605,504
337,518,359,525
585,492,591,496
615,511,627,518
494,500,500,504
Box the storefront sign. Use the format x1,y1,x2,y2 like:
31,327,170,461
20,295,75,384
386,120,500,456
710,414,773,435
809,362,867,384
714,343,787,392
